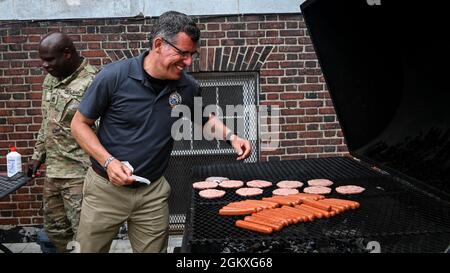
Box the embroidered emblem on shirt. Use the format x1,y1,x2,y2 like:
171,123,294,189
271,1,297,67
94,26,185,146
168,91,182,108
50,94,58,105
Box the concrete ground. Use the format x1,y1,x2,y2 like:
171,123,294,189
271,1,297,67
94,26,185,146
1,235,183,253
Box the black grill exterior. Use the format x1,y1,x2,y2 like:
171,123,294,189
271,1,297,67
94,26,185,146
182,0,450,253
181,157,450,253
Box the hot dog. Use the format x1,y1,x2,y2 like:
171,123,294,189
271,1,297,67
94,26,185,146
244,216,283,231
219,207,255,216
282,206,314,221
294,193,325,200
301,198,332,212
298,204,331,218
235,220,273,234
262,196,293,206
257,209,292,225
251,213,287,227
325,198,360,209
279,206,308,222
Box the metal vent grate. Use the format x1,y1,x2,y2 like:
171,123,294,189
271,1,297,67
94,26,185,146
167,72,259,232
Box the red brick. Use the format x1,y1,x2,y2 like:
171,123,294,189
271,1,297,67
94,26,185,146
13,210,39,217
0,78,11,85
10,60,24,68
31,84,43,91
280,93,305,100
0,126,14,133
88,42,101,50
319,108,336,114
3,36,28,43
260,22,285,29
265,31,279,37
4,69,29,76
285,101,297,107
0,203,17,209
30,186,43,194
18,202,31,209
280,61,303,68
5,101,31,108
11,194,35,202
9,133,34,139
261,85,284,92
25,76,45,84
298,101,323,108
3,52,28,60
266,94,279,100
282,125,306,132
281,109,305,116
262,149,285,156
280,30,304,37
299,117,323,123
7,117,33,124
81,34,107,41
298,84,324,91
30,201,42,208
28,35,42,42
81,50,107,57
260,69,284,76
11,78,24,84
0,219,19,225
267,54,285,61
19,218,32,225
260,101,284,108
281,155,306,160
32,218,44,224
23,44,39,51
4,85,29,93
281,140,306,147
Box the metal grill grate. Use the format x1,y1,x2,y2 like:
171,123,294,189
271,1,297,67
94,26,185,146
166,72,259,232
0,173,29,199
182,157,450,252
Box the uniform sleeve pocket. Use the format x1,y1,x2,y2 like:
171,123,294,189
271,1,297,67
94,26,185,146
58,98,80,127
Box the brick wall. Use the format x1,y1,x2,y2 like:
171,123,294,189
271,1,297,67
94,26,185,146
0,14,347,226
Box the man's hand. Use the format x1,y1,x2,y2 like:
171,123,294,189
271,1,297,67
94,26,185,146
106,159,135,186
230,134,252,161
27,160,42,178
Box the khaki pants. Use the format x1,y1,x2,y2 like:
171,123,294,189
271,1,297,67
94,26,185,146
76,167,171,253
43,177,83,253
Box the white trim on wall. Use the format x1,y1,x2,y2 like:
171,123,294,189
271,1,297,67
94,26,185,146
0,0,304,20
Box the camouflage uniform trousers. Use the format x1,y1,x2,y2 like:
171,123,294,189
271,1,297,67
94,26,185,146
43,177,84,252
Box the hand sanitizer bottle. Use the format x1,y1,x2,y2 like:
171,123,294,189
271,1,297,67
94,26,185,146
7,146,22,177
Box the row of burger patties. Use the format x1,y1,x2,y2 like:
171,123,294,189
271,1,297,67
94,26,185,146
193,177,365,199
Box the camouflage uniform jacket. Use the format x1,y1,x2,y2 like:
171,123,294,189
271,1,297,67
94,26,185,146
31,59,97,178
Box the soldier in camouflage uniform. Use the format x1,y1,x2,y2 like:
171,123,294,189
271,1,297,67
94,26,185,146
27,32,97,252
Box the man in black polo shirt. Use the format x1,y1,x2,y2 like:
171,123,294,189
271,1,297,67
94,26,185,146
70,11,251,252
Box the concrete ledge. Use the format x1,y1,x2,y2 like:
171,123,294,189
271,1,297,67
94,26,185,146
0,0,304,20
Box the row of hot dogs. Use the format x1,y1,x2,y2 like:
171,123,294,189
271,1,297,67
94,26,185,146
219,193,360,234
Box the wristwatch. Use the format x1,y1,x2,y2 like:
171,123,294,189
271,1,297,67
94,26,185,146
103,156,116,170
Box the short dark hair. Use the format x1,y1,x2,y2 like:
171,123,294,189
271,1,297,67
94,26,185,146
149,11,200,49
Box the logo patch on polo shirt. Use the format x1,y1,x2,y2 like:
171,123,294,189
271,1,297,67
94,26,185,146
169,91,182,108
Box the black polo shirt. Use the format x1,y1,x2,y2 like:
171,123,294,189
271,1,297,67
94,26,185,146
79,51,204,182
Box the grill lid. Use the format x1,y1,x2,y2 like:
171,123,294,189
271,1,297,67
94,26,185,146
300,0,450,195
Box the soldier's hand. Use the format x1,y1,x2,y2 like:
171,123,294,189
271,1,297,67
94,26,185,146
27,160,42,178
106,159,134,186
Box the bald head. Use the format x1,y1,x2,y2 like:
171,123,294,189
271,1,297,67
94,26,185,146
40,32,76,54
39,32,81,79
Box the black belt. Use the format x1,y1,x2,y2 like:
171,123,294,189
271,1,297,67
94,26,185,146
91,167,146,189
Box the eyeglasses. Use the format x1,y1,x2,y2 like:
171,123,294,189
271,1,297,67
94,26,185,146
161,37,199,59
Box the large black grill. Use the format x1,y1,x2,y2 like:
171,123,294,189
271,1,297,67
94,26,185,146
181,157,450,253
